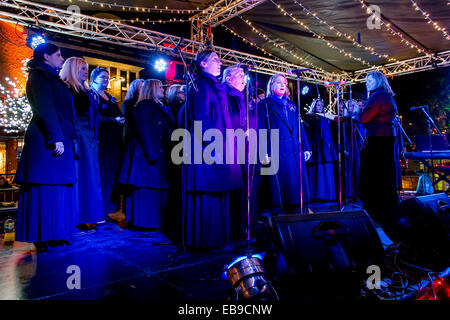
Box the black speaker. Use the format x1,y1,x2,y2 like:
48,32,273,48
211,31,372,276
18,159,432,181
384,193,450,256
261,210,384,298
271,210,384,274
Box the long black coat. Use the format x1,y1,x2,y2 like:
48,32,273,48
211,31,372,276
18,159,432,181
15,63,76,185
257,96,311,208
118,99,175,189
185,71,242,192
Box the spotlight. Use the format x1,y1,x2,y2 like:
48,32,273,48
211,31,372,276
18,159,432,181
225,254,278,300
301,85,309,95
154,58,168,72
26,34,46,50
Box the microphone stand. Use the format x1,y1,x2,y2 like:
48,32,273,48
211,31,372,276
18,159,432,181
173,41,198,256
336,84,343,211
294,72,304,214
420,106,441,186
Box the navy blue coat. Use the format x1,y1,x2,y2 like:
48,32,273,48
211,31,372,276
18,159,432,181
257,96,311,207
304,114,337,163
15,63,76,185
185,71,242,192
118,99,175,189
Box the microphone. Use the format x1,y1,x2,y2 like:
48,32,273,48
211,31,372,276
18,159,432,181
287,68,311,74
173,37,183,53
324,81,348,87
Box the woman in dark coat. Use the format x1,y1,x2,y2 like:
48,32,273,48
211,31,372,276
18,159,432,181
257,73,311,214
90,67,124,215
184,50,242,249
223,64,259,241
60,57,103,230
15,43,78,248
355,71,400,225
118,79,175,229
305,99,337,202
122,79,144,146
167,84,186,120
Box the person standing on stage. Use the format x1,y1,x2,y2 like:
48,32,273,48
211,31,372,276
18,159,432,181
60,57,103,230
257,73,311,214
118,79,175,229
167,84,186,120
305,99,337,202
90,67,125,217
223,64,258,240
185,50,242,250
15,43,78,251
354,71,400,224
122,79,144,146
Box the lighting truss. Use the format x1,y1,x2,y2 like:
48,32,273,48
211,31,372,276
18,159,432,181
190,0,265,43
343,50,450,83
0,0,336,83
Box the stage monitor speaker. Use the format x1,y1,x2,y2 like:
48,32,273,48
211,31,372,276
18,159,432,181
269,210,384,286
383,193,450,255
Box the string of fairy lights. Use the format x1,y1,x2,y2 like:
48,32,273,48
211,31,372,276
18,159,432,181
0,59,32,134
409,0,449,40
107,17,190,25
220,24,284,62
269,0,374,67
67,0,201,14
355,0,445,63
289,0,399,63
239,17,328,73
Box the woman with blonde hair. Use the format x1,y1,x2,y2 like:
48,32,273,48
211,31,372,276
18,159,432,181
122,79,144,145
167,84,185,118
354,71,400,225
118,79,175,229
257,73,311,214
60,57,103,230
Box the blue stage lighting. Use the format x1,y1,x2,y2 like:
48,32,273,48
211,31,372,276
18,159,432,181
30,35,46,49
154,58,168,72
301,85,309,95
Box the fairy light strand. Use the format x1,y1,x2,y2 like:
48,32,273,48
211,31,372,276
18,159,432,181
269,0,374,67
240,17,327,72
409,0,449,40
67,0,201,14
356,0,445,62
290,0,399,63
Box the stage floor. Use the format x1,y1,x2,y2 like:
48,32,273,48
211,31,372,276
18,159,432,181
0,202,393,301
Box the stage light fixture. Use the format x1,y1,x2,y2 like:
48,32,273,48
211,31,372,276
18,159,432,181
225,254,278,300
154,58,168,72
26,33,46,50
301,85,309,95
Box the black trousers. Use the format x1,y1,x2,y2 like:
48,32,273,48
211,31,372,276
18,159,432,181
359,136,399,224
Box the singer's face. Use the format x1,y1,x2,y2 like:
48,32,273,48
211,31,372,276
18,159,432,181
366,75,378,92
78,64,89,83
45,50,64,69
315,101,324,113
156,81,164,100
227,68,245,92
201,52,222,77
94,71,109,89
272,75,287,97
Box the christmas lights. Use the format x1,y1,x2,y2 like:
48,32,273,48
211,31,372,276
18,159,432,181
269,0,374,67
240,17,328,72
67,0,201,14
289,0,399,63
409,0,449,41
0,59,32,134
355,0,445,63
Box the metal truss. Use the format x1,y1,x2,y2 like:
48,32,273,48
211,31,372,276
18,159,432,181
343,50,450,83
0,0,336,83
190,0,265,43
